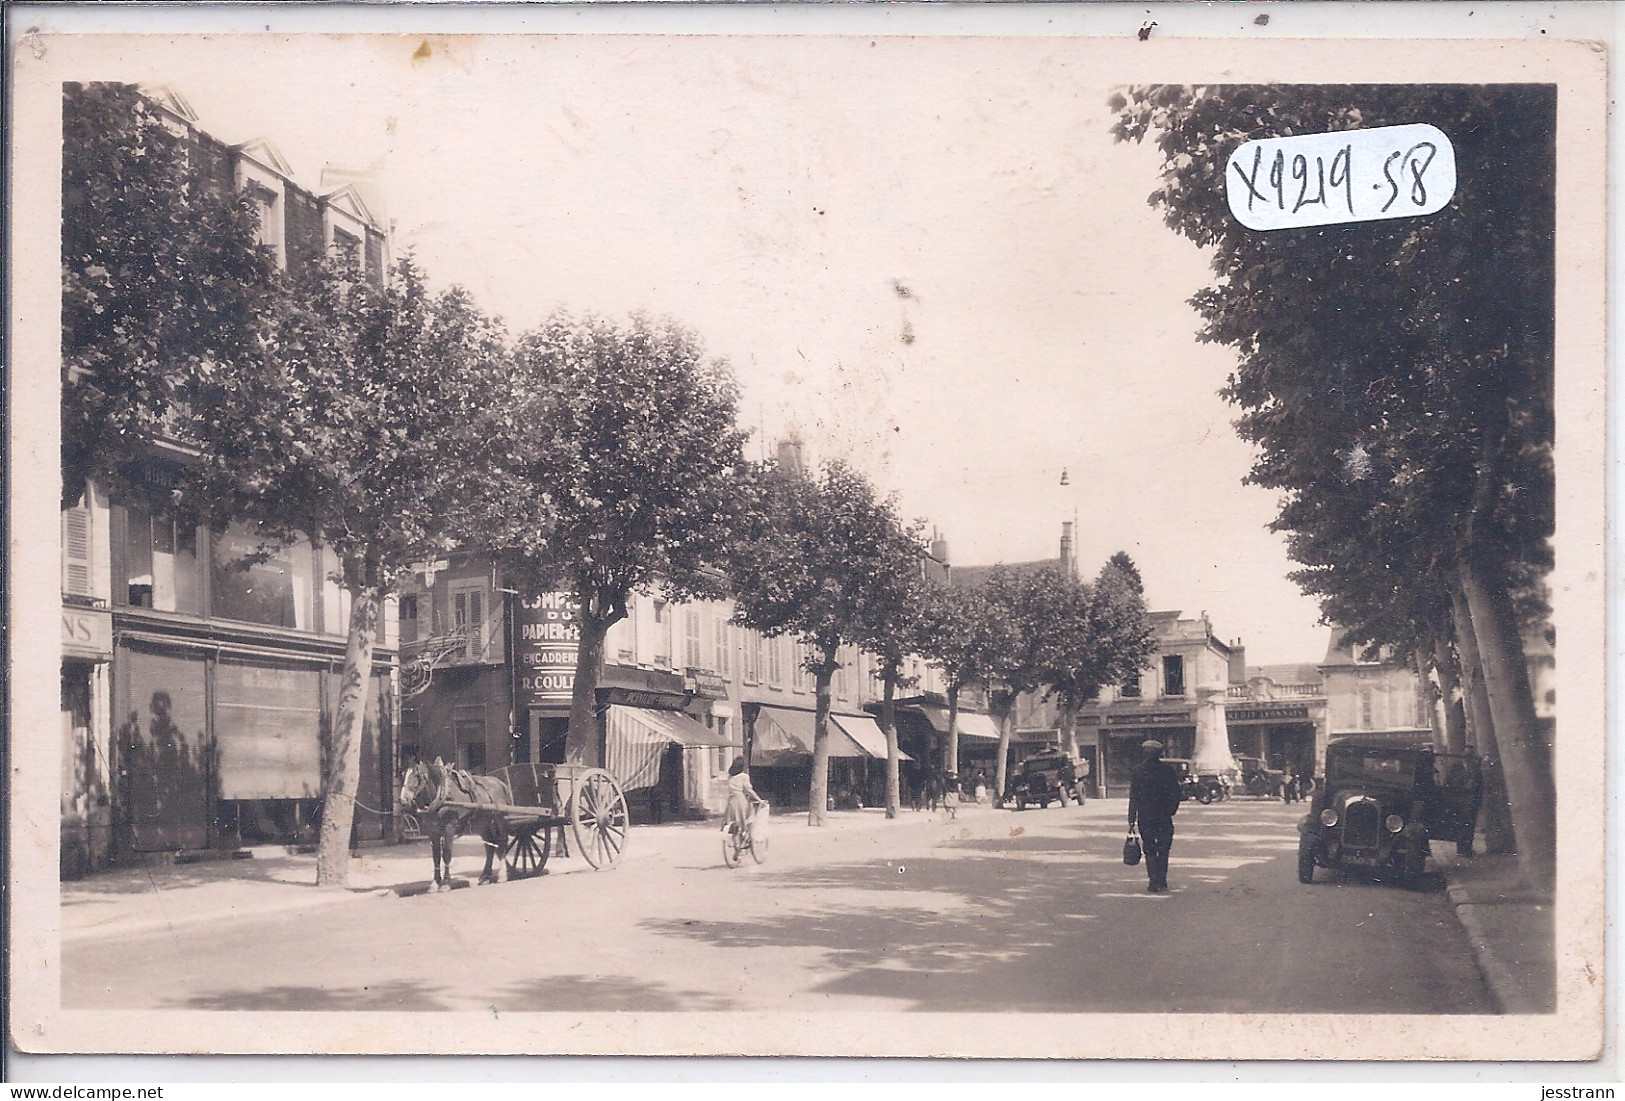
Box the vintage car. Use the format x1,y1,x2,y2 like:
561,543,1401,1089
1233,755,1284,798
1163,757,1226,804
1009,751,1082,810
1297,737,1482,888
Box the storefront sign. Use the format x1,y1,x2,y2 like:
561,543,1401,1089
685,668,729,700
1227,706,1311,722
516,592,579,706
1106,711,1191,726
597,687,688,711
62,606,112,660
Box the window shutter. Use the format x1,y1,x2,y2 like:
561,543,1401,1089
62,508,92,596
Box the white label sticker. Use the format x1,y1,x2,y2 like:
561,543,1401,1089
1226,123,1457,231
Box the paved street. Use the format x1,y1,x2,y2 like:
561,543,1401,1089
63,798,1493,1014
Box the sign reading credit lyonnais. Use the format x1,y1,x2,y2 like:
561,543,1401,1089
517,592,580,706
1227,123,1456,231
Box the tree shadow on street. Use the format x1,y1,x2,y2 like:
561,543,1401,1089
641,828,1494,1015
489,974,735,1013
175,978,447,1011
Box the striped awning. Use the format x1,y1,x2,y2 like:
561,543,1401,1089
832,714,912,761
604,706,740,791
917,704,1003,742
752,706,867,765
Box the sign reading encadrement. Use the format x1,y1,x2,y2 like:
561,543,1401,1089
516,593,580,707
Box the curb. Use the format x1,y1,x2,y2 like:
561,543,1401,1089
1437,860,1554,1015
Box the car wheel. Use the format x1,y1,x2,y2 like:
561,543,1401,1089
1297,840,1317,884
1196,786,1214,805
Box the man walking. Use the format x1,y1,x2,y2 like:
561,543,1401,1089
1128,739,1182,893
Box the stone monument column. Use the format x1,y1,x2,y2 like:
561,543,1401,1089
1190,682,1239,774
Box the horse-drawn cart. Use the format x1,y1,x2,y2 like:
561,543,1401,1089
491,762,630,875
400,759,630,888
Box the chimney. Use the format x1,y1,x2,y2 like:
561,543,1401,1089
1228,639,1247,684
1060,521,1076,579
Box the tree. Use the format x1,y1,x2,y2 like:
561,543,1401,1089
508,313,750,765
853,519,930,818
729,461,911,826
979,565,1083,800
1113,84,1556,891
185,258,522,887
916,581,1015,776
1046,554,1158,755
62,82,276,507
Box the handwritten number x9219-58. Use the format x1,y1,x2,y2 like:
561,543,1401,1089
1224,124,1456,231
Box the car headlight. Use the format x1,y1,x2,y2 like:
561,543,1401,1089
1320,808,1339,827
1385,814,1405,833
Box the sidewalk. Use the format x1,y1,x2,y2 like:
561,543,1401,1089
59,801,1003,944
1430,846,1556,1014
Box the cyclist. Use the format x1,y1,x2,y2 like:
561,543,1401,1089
721,755,765,838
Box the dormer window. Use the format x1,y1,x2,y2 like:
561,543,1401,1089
245,182,283,267
332,228,361,270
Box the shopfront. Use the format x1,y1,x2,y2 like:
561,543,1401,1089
1097,711,1196,796
600,685,738,823
747,704,897,810
62,602,113,877
1225,704,1322,778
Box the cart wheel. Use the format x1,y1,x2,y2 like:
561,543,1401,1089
505,823,551,879
569,768,629,869
722,826,743,868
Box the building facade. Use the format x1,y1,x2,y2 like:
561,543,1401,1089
396,554,944,821
61,87,398,875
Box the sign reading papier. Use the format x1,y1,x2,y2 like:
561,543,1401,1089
1226,123,1456,231
517,592,580,706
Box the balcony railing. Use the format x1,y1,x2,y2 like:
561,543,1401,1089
1228,682,1323,700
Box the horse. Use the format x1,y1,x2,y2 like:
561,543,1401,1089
398,758,514,892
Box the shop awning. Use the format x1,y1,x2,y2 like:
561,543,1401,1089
753,705,867,764
833,714,912,761
917,704,1003,742
616,705,740,748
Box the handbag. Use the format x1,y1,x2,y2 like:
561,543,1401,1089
1123,829,1142,866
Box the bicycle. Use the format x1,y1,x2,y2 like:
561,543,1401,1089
722,800,770,867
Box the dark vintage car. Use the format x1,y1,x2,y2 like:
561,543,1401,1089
1297,738,1482,888
1233,755,1284,798
1163,757,1226,804
1009,751,1082,810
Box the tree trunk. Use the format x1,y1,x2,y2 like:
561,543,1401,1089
565,612,610,767
808,665,833,827
1412,648,1443,748
992,693,1013,801
1433,635,1467,754
316,581,380,888
1450,577,1517,855
882,670,900,819
1458,555,1554,894
945,684,961,775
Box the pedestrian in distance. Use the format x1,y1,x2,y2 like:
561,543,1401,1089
942,770,959,820
1127,739,1182,893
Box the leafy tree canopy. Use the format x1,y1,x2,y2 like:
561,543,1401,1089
62,81,277,507
508,312,750,621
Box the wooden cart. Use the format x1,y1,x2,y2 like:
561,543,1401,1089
441,762,630,879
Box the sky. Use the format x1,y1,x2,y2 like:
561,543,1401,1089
102,33,1330,665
